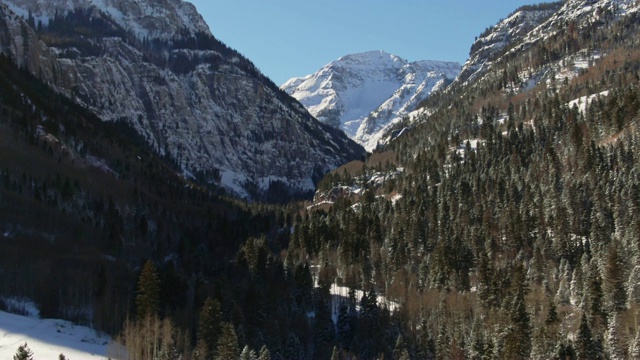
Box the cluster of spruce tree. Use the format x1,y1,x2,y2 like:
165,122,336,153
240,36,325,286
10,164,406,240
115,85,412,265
286,8,640,359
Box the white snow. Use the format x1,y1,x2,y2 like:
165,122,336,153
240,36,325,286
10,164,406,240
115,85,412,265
328,283,399,323
282,51,460,151
0,308,113,360
567,90,610,114
389,193,403,204
456,139,485,158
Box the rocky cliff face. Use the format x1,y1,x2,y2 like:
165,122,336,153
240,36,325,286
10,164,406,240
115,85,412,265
451,3,562,88
282,51,460,151
452,0,640,89
0,0,365,199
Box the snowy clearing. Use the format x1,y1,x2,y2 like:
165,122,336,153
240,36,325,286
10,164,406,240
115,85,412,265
567,90,610,114
0,308,114,359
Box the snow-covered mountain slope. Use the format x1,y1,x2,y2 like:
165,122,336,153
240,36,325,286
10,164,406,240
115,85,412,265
507,0,640,56
451,2,562,88
0,0,365,199
282,51,461,151
452,0,640,90
0,303,112,360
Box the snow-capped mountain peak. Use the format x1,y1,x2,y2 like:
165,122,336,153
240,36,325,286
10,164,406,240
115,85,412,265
282,51,461,151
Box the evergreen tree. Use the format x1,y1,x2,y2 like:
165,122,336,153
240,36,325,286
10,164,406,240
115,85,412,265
13,343,33,360
240,345,258,360
435,322,449,360
336,303,353,348
606,312,626,360
576,312,597,360
330,346,340,360
587,261,607,330
392,335,410,360
503,286,531,358
258,345,271,360
627,265,640,306
135,260,161,320
197,297,222,359
628,330,640,359
604,244,627,313
283,332,305,360
546,299,559,325
417,317,435,360
215,322,239,360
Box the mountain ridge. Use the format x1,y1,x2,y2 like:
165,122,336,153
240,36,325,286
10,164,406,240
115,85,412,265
0,0,365,200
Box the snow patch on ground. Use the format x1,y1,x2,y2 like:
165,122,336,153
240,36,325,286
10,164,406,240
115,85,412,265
390,193,403,204
219,170,249,198
328,283,399,324
567,90,610,114
0,309,113,359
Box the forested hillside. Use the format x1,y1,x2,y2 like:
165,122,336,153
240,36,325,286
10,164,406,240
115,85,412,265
292,2,640,359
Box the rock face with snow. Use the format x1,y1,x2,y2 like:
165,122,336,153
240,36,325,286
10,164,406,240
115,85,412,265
452,0,640,88
451,2,562,88
0,0,365,199
282,51,461,151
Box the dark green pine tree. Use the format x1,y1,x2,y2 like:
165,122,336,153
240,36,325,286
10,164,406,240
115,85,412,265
283,332,305,360
604,244,627,313
392,335,411,360
13,343,34,360
546,299,559,325
417,317,435,360
197,297,222,359
258,345,271,360
313,289,335,358
576,312,597,360
215,322,239,360
502,288,532,359
294,263,313,309
336,303,353,349
240,345,258,360
135,260,161,320
361,288,378,318
587,259,607,330
435,322,449,360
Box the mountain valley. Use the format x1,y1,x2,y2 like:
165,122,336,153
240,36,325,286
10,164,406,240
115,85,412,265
1,0,640,359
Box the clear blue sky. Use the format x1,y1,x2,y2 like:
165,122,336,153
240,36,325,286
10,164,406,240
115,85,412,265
188,1,552,85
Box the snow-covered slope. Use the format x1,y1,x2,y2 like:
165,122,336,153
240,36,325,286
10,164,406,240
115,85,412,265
451,3,562,88
282,51,460,151
0,306,112,360
452,0,640,89
507,0,640,56
0,0,365,199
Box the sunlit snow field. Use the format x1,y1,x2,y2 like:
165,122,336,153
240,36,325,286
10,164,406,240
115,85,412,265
0,299,114,359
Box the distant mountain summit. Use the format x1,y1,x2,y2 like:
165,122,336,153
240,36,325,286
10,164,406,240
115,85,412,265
282,51,461,151
0,0,365,199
